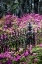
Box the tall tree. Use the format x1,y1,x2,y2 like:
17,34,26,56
34,0,39,13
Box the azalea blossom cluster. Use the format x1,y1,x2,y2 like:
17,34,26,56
0,13,42,40
0,13,42,33
0,13,42,64
0,13,42,52
0,44,42,64
0,47,29,63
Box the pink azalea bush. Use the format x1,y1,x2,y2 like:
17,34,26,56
0,44,42,64
0,13,42,64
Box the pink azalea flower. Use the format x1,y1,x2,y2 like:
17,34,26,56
4,53,11,58
6,59,12,64
15,57,19,61
30,44,32,49
5,15,11,20
19,48,23,52
24,50,29,56
32,53,37,56
39,44,42,47
0,53,4,58
22,62,28,64
10,56,15,60
16,55,21,60
34,58,38,62
4,25,7,28
11,15,16,20
34,14,39,17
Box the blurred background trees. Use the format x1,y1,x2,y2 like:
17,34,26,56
0,0,42,18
